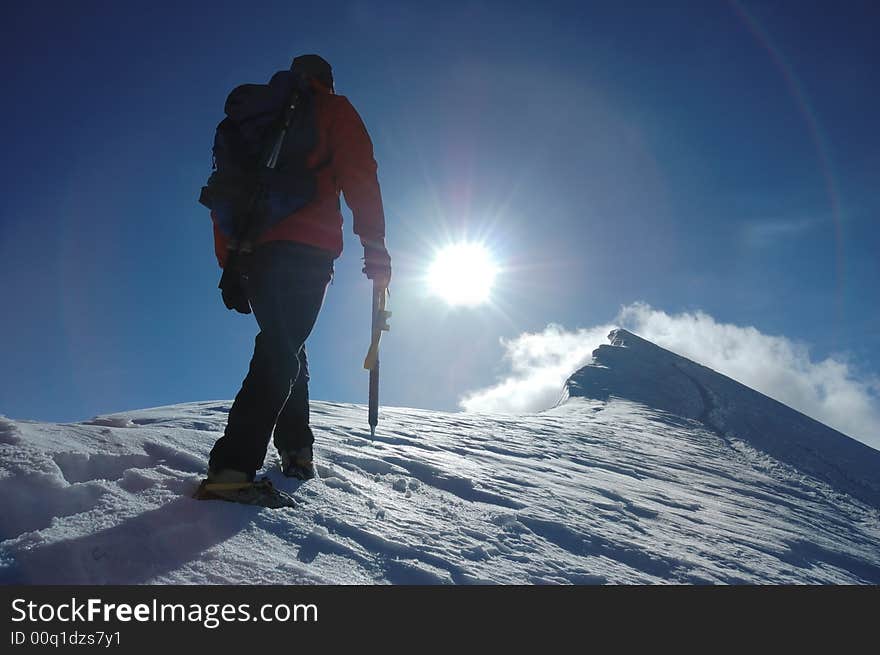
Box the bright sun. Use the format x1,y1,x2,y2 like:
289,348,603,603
427,242,498,306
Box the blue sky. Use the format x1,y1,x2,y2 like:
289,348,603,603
1,0,877,426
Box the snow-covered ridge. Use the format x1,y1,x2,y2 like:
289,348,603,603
564,329,880,508
1,330,879,584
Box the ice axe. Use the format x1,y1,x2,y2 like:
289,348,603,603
364,282,391,437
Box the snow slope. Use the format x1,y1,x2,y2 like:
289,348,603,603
1,330,878,584
564,329,880,508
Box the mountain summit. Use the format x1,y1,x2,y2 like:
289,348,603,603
564,329,880,508
0,329,878,584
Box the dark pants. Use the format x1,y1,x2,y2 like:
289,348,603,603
209,241,334,478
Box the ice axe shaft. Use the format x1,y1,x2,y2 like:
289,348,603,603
364,282,390,437
368,361,379,438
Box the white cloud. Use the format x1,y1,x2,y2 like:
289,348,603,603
460,303,880,449
459,323,613,414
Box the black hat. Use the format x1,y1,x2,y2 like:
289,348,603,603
291,54,334,91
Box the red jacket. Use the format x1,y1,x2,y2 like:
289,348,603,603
211,86,386,267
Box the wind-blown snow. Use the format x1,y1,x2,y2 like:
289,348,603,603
1,331,878,584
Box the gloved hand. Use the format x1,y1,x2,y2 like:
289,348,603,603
219,268,252,314
362,241,391,289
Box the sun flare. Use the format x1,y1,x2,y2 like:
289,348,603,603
427,242,498,306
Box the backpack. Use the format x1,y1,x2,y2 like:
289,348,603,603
199,70,319,244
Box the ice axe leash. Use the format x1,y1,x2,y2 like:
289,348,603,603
364,282,391,437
